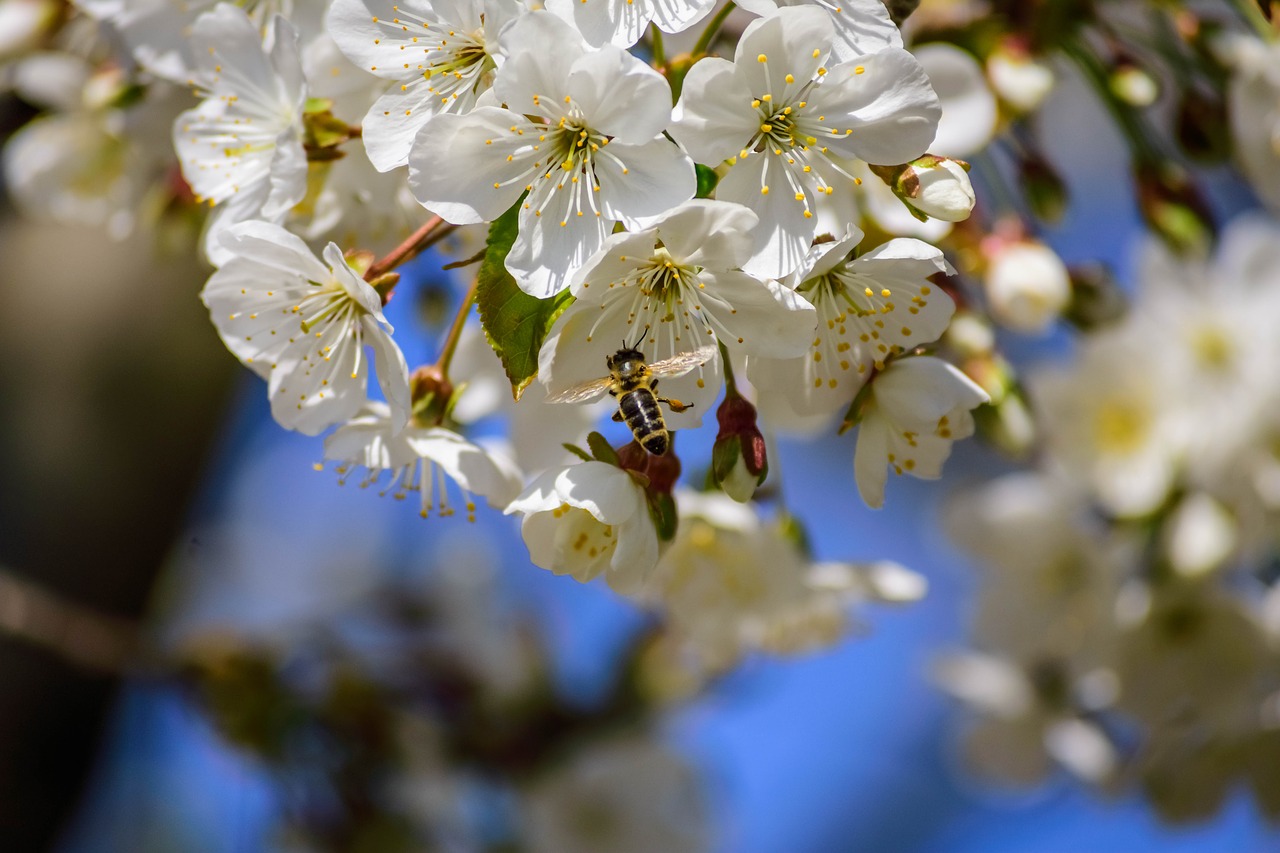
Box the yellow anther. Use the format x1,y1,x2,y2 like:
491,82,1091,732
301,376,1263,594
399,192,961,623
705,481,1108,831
757,53,768,62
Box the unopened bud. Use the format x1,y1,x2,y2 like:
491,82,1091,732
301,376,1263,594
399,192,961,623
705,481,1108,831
1018,153,1068,222
0,0,58,62
873,155,976,222
1063,263,1127,330
983,239,1071,334
1135,164,1214,255
410,364,454,426
712,395,767,502
987,42,1055,113
1111,63,1159,107
1176,87,1230,162
1162,493,1237,578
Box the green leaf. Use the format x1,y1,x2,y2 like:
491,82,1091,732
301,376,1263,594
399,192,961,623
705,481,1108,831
476,198,574,399
562,443,594,463
586,431,620,467
694,164,720,198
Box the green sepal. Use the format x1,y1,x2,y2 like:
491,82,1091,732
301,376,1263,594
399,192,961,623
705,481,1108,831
562,443,594,463
476,196,575,399
695,164,720,198
587,431,620,467
646,490,679,542
710,434,742,481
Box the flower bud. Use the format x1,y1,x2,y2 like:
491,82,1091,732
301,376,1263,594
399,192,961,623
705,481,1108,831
1110,63,1160,107
410,364,455,426
982,239,1071,334
1162,493,1237,578
712,395,767,503
986,42,1054,113
1135,164,1214,256
1018,153,1068,222
0,0,59,62
873,155,976,222
1062,263,1127,331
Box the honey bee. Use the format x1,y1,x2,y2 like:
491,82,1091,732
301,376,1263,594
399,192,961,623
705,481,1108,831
546,337,718,456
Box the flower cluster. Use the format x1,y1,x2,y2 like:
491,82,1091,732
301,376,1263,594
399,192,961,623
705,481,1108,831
0,0,990,660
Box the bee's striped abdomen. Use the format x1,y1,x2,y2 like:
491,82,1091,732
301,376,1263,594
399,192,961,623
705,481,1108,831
618,387,669,455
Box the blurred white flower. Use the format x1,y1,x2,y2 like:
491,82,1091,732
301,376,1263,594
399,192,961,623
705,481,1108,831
914,42,997,157
1162,493,1237,578
935,653,1118,786
522,737,708,853
641,490,925,671
982,238,1071,334
1223,36,1280,212
986,41,1054,114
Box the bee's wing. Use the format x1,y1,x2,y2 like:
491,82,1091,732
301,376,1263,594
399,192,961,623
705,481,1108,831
545,376,614,404
648,345,718,379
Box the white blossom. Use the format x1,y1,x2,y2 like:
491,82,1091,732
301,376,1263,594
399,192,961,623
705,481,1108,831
671,7,940,278
853,355,988,508
749,230,956,419
326,0,521,172
408,11,695,297
322,403,523,519
201,220,411,435
540,199,817,427
505,460,659,593
172,5,308,265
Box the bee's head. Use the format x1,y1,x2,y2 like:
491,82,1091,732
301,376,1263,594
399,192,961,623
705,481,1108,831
606,347,646,371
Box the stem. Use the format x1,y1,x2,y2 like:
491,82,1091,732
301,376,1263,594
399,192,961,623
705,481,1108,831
717,340,738,396
692,1,736,58
364,215,456,281
650,25,666,69
435,277,479,376
1228,0,1275,39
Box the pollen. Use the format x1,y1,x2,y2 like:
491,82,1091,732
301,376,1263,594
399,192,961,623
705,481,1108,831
758,53,768,63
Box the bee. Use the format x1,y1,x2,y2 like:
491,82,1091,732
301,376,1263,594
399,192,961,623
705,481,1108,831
546,336,717,456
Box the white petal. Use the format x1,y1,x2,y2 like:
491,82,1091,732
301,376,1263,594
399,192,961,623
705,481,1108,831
873,356,987,432
568,46,673,143
734,7,832,99
364,317,412,432
811,50,940,165
853,407,892,508
651,199,759,270
407,428,524,506
408,108,533,224
697,270,817,358
606,514,660,594
670,57,759,165
717,152,813,279
596,137,697,223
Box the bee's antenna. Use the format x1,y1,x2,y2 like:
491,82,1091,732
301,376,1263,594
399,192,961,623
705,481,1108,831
627,324,651,350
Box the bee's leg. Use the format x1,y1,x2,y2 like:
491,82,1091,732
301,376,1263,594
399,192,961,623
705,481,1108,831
658,396,695,413
611,409,624,422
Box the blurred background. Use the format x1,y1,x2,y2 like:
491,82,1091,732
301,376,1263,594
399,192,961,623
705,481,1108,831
4,0,1280,851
